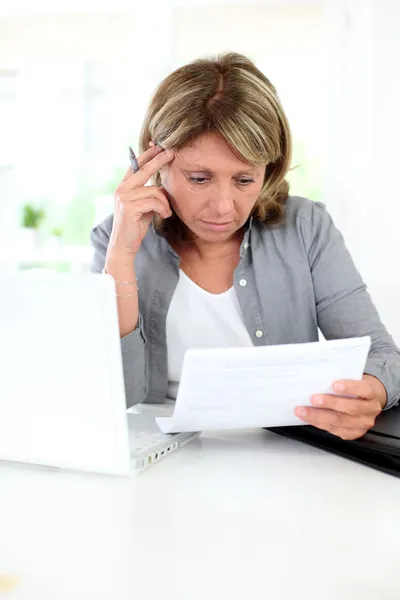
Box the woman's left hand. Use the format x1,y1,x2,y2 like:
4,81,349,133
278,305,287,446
295,375,388,440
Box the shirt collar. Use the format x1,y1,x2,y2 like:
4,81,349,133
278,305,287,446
239,215,253,257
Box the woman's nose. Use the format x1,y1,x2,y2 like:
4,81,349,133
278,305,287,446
211,186,235,217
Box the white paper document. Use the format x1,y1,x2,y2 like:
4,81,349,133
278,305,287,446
156,336,371,433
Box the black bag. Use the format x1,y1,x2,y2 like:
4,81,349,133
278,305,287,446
266,404,400,477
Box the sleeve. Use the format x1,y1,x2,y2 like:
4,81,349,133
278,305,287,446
90,220,147,408
306,201,400,410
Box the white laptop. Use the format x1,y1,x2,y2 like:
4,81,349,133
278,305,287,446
0,270,199,475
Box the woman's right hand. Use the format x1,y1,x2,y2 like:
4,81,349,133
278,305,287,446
108,145,175,257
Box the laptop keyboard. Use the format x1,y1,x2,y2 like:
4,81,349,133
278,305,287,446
129,429,171,453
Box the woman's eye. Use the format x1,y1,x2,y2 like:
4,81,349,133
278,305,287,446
188,176,255,185
189,177,208,184
237,178,255,186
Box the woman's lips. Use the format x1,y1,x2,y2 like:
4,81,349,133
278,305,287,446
200,220,234,232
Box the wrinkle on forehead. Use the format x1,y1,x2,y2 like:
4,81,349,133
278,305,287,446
174,147,259,175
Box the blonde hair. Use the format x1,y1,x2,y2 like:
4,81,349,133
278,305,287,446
139,52,292,240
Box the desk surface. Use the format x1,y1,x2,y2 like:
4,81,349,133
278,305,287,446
1,428,400,600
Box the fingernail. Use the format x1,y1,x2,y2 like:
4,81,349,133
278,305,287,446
334,383,345,392
312,395,324,406
296,407,307,418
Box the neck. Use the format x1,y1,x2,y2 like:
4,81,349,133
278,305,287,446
185,230,243,262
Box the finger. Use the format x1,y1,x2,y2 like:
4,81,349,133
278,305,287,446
121,165,134,183
121,146,164,183
118,184,169,204
127,149,175,188
136,144,165,169
295,406,375,431
117,186,171,215
328,427,368,441
122,197,172,220
311,394,378,416
332,379,375,400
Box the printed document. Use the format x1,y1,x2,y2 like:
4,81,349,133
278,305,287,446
156,337,371,433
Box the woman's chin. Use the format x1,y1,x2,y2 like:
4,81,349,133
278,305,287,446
194,230,237,243
191,219,239,240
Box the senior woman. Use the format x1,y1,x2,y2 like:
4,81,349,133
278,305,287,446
90,52,400,441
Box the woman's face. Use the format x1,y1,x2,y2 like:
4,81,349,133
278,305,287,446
160,132,266,242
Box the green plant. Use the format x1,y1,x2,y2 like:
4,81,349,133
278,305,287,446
51,227,63,238
22,204,46,230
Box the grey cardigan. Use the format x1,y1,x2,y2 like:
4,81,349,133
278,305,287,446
90,195,400,410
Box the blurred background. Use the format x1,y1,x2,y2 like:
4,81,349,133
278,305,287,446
0,0,399,338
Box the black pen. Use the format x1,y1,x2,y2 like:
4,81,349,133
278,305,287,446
129,142,164,173
129,146,140,173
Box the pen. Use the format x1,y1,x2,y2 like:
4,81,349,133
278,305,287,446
129,142,164,174
129,146,140,173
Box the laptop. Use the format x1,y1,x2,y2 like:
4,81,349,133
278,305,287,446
0,270,199,475
267,402,400,477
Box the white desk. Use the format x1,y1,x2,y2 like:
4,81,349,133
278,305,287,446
1,429,400,600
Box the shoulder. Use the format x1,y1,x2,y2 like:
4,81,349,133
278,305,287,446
252,196,340,268
254,195,333,245
283,195,328,228
275,195,346,270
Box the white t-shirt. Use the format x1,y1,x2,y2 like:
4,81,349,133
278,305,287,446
166,269,253,400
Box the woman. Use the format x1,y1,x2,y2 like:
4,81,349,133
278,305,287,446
91,52,400,441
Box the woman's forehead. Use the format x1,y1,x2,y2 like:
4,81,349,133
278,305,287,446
175,133,261,172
